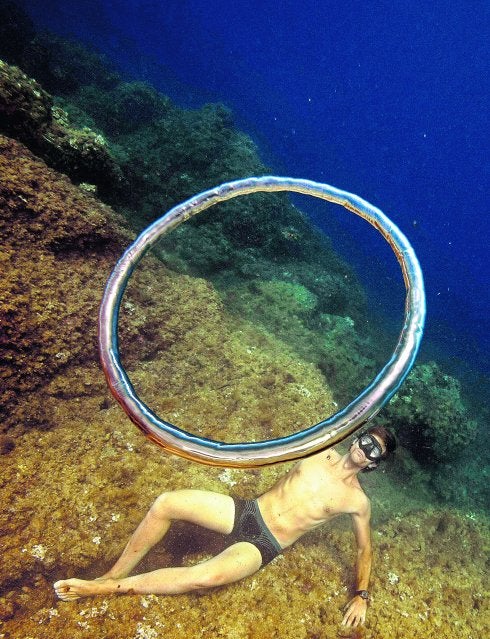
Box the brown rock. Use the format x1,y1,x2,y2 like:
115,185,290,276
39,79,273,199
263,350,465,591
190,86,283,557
0,134,131,428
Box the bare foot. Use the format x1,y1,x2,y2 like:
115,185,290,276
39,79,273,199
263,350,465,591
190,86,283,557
54,577,117,601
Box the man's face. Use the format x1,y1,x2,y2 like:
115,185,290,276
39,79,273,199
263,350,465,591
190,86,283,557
350,433,386,469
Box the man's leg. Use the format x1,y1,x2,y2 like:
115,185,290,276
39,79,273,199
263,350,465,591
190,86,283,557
101,489,235,580
54,541,262,600
54,489,236,599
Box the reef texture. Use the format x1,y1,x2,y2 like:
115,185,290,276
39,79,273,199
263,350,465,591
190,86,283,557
0,59,124,197
0,134,129,429
0,133,487,639
0,413,488,639
381,362,478,464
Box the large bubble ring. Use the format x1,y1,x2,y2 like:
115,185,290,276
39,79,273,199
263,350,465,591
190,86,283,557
99,176,426,467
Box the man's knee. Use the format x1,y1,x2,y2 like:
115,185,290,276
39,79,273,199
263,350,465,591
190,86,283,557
149,492,173,519
191,567,228,590
150,490,193,520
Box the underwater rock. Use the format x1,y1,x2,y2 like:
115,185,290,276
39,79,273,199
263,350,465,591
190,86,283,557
0,434,15,454
0,18,368,331
76,81,172,137
0,58,52,141
0,1,120,96
381,361,478,464
317,313,377,403
219,277,377,406
0,130,336,437
0,134,131,428
429,453,489,510
0,59,124,195
241,280,319,317
0,595,16,621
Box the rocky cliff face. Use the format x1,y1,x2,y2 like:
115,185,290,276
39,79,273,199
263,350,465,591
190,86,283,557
0,135,130,431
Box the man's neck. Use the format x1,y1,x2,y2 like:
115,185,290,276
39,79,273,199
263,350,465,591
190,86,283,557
336,452,362,482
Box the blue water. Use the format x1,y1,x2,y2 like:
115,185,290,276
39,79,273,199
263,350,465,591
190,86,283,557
19,0,490,375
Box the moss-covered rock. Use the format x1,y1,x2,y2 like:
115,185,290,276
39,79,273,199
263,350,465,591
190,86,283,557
240,280,318,318
0,58,52,140
0,59,124,195
219,277,378,407
76,81,172,137
0,135,130,428
317,313,378,403
17,30,120,95
381,361,478,464
429,452,489,510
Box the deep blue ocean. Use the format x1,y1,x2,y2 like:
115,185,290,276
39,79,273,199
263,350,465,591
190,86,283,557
19,0,489,378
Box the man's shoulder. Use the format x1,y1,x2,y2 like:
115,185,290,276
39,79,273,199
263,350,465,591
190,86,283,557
350,482,371,516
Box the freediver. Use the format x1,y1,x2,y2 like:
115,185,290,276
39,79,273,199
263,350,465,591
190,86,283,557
54,425,396,628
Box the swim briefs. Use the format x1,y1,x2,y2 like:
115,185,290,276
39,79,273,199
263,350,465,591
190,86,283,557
229,498,282,566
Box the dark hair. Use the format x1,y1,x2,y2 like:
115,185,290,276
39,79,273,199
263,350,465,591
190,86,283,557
366,425,397,460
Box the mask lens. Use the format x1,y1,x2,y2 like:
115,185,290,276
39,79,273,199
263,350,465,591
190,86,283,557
359,435,382,460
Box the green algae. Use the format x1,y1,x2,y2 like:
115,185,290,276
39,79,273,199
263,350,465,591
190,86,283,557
382,362,478,464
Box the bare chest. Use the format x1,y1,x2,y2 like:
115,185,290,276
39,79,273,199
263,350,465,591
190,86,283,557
274,457,357,519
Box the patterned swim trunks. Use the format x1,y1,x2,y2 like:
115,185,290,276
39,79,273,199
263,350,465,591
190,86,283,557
229,498,282,566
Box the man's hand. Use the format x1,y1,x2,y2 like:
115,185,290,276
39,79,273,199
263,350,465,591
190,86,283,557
342,595,367,627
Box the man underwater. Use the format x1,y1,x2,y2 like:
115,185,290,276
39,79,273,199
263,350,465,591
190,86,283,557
54,425,396,628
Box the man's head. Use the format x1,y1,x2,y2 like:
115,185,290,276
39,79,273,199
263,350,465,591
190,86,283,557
351,425,396,472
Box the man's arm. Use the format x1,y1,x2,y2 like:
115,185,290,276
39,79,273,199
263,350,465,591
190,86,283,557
341,497,372,628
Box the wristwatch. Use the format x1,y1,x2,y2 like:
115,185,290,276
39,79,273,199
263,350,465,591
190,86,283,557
355,590,370,600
